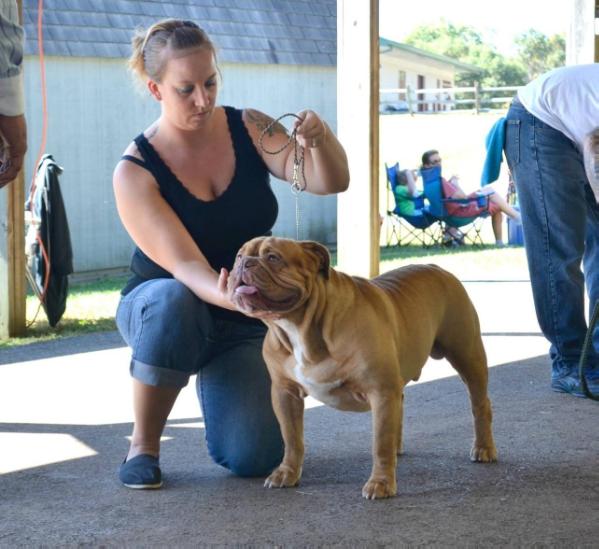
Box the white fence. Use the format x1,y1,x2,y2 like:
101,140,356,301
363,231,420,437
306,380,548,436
380,84,521,114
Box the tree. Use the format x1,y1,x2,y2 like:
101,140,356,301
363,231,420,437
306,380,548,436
402,21,566,110
404,20,527,88
515,29,566,81
404,19,484,60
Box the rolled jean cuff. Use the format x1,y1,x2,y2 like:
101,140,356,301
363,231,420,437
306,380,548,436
130,359,190,388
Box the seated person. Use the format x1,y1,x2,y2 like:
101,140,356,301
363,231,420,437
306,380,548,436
421,149,521,246
392,168,423,216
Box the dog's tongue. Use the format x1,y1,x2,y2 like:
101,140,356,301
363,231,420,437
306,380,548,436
235,285,258,295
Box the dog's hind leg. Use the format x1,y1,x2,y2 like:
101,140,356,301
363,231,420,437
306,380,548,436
444,337,498,463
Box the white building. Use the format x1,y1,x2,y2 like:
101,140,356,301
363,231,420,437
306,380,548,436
380,37,481,113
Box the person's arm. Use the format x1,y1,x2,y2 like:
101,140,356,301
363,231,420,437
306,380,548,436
404,169,418,196
0,2,27,188
113,155,235,311
243,108,349,195
446,176,466,199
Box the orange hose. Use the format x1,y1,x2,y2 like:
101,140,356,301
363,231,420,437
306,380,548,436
28,0,51,300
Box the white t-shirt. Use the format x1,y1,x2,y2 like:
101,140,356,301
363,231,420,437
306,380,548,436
518,64,599,196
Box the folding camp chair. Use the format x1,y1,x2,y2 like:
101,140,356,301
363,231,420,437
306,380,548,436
421,165,492,246
384,162,441,247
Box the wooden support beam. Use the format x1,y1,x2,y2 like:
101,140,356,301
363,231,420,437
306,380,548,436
595,0,599,62
8,168,26,337
568,0,599,64
336,0,379,278
0,0,26,339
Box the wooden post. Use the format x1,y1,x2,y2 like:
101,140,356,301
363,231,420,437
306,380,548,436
0,191,7,339
567,0,598,64
474,81,481,115
8,168,26,337
595,0,598,62
0,0,26,339
336,0,379,278
406,84,414,116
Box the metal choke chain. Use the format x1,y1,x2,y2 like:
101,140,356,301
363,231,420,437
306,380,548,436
258,113,306,240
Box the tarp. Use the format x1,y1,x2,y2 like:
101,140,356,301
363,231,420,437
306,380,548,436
25,154,73,327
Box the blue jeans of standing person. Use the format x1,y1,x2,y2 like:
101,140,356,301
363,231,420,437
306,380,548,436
504,98,599,395
116,278,284,476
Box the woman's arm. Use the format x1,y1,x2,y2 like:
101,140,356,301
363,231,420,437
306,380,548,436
113,156,235,311
243,108,350,195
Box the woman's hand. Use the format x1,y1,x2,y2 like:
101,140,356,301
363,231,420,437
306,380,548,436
243,107,349,196
293,109,327,149
291,109,349,195
216,268,238,311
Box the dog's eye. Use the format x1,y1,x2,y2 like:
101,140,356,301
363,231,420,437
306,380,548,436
236,253,242,260
266,254,280,262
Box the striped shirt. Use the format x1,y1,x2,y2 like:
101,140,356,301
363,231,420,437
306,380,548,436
0,0,24,116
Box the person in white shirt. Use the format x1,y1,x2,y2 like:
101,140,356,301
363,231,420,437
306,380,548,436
0,0,27,188
504,64,599,398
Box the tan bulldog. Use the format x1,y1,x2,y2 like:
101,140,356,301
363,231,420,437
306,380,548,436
228,236,497,499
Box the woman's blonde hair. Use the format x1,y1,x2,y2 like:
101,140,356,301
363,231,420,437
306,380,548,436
128,19,216,83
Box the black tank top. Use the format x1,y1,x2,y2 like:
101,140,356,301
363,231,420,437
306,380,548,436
120,106,278,322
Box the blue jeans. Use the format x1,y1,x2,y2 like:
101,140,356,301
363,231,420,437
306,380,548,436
504,99,599,377
116,278,284,477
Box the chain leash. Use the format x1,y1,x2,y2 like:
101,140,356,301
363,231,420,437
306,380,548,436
578,299,599,400
258,113,306,240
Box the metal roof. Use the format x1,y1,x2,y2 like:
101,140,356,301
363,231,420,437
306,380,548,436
380,37,482,74
23,0,337,66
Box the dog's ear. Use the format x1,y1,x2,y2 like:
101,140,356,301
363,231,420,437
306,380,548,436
300,241,330,280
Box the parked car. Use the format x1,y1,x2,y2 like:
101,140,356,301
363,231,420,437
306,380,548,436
379,100,410,114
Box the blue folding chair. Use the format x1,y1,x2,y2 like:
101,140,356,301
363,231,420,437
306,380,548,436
384,163,441,247
421,165,492,246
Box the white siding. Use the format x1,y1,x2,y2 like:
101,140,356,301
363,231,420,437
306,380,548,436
24,57,337,273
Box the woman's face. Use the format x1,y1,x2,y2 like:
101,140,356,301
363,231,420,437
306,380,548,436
425,153,442,168
150,47,219,131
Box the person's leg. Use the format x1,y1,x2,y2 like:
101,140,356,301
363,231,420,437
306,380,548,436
491,211,503,244
128,381,180,460
197,320,284,477
116,278,214,484
486,187,521,219
505,101,589,393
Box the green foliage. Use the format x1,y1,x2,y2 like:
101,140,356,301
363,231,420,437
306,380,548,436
404,20,565,88
515,29,566,81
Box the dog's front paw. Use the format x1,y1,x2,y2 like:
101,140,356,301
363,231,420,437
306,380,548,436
470,444,498,463
264,465,301,489
361,476,397,500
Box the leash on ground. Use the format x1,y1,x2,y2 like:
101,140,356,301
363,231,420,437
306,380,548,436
578,299,599,401
258,113,306,241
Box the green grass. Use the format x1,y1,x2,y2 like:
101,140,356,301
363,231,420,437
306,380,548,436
0,245,528,349
0,275,126,349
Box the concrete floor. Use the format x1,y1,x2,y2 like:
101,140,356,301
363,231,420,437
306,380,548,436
1,278,598,547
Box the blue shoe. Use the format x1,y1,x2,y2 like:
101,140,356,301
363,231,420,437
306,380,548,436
551,374,586,397
551,368,599,398
119,454,163,489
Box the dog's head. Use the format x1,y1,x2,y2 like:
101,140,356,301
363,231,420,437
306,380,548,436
227,236,330,317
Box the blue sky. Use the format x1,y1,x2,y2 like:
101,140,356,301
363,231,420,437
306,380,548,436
379,0,570,56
